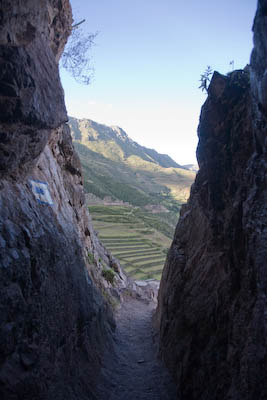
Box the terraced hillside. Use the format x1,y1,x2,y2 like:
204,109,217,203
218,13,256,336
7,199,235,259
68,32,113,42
89,205,171,281
70,117,196,280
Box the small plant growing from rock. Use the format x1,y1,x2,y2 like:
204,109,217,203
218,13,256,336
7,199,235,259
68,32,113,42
102,269,115,284
110,259,119,273
229,60,234,72
199,65,213,93
88,251,95,264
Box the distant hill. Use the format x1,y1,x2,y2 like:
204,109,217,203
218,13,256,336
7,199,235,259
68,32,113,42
183,164,199,172
69,117,182,168
68,116,195,219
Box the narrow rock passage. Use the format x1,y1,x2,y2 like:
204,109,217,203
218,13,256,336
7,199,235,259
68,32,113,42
95,296,177,400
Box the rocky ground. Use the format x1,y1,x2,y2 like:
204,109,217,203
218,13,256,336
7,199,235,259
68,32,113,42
95,295,177,400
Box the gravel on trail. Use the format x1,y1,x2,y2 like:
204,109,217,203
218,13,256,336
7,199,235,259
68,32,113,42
95,296,177,400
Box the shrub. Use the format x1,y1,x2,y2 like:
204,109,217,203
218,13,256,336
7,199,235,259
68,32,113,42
61,23,97,85
102,269,115,284
199,65,213,93
88,251,95,264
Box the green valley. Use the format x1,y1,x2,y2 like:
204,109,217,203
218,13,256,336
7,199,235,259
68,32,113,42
89,205,170,281
68,117,196,280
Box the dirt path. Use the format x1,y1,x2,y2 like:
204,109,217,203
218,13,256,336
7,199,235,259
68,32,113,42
95,297,177,400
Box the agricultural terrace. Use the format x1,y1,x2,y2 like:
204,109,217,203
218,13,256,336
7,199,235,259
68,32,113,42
88,205,172,280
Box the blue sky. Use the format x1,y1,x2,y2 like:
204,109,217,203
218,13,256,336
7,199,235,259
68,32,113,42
61,0,258,165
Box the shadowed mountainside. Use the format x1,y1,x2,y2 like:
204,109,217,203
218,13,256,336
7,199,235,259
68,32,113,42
158,1,267,399
0,2,127,399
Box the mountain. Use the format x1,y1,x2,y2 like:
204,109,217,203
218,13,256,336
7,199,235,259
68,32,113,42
68,116,196,280
68,116,195,214
69,117,182,168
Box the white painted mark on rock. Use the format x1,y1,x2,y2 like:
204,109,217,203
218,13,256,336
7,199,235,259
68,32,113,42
29,180,53,205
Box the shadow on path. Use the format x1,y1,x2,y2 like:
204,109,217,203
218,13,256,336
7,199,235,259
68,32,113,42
95,297,177,400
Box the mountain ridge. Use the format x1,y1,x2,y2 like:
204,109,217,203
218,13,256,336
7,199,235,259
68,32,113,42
68,116,196,213
68,116,185,169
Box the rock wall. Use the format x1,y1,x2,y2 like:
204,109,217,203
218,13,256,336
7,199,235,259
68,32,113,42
158,1,267,399
0,1,126,399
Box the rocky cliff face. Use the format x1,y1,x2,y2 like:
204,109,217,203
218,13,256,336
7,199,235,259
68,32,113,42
158,1,267,399
0,1,127,399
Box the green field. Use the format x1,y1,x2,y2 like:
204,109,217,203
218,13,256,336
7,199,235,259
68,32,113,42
89,205,172,281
